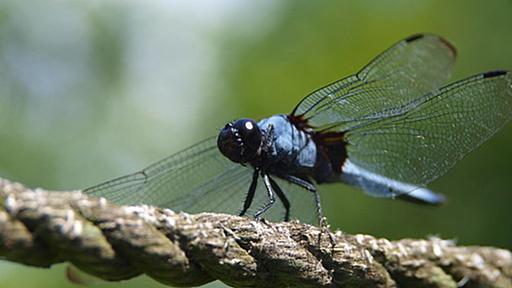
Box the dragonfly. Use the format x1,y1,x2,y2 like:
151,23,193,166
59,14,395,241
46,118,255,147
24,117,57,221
85,34,512,225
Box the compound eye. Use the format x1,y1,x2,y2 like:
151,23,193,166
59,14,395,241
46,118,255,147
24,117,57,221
217,118,262,164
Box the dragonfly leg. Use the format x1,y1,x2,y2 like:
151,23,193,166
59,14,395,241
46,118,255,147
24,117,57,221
239,169,259,217
254,173,276,220
268,176,290,221
284,175,325,226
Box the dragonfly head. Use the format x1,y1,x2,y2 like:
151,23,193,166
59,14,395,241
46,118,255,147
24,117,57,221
217,118,262,164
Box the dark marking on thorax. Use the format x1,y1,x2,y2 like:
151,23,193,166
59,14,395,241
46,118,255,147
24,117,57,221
289,114,347,182
313,131,347,174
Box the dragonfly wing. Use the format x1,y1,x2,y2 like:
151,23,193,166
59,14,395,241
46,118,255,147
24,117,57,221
84,137,244,212
84,136,318,223
345,71,512,188
292,34,456,131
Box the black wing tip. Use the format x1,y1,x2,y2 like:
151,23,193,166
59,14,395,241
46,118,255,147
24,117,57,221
405,33,457,58
483,70,509,79
405,33,424,43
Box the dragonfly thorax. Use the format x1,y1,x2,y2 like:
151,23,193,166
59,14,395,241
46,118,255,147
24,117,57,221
217,118,263,164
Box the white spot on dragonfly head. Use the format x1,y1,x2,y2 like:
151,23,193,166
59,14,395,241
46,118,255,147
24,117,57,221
244,121,254,130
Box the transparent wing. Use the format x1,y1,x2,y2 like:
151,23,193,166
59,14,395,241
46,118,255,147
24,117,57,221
346,71,512,187
84,137,318,223
292,33,457,131
84,137,227,207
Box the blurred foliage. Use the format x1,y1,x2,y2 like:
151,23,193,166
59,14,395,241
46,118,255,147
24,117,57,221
0,0,511,287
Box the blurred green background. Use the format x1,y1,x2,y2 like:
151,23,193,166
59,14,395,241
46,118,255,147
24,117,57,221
0,0,511,287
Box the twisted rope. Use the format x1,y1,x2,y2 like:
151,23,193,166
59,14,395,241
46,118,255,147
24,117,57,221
0,177,511,288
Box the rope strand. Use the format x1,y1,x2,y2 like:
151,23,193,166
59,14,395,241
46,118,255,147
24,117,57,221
0,177,510,287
